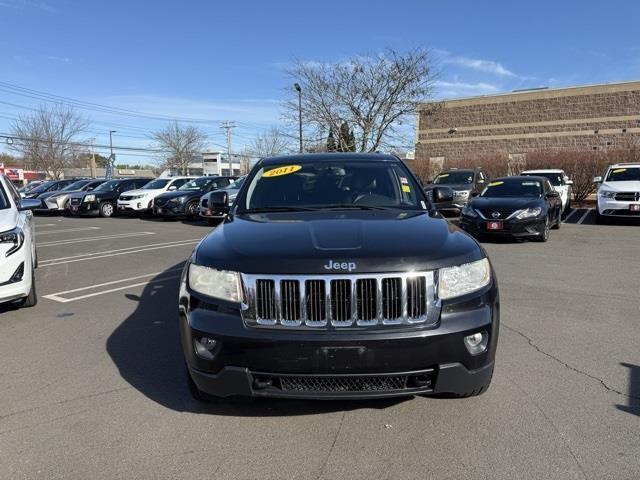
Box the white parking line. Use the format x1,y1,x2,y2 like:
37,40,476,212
38,231,155,247
37,226,101,235
561,208,578,223
34,223,57,227
577,208,593,224
43,268,183,303
39,239,201,267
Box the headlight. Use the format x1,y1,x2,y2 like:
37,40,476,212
84,194,95,202
438,258,491,300
513,207,542,219
188,264,243,302
0,226,25,257
460,205,477,218
599,190,616,199
131,194,145,200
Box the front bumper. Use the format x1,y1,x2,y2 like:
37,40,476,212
118,199,152,213
153,204,187,217
180,283,499,399
459,215,545,238
68,201,100,215
597,198,640,217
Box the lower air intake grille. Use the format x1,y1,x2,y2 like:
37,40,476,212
279,375,407,393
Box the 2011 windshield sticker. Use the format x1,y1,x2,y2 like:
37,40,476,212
263,165,302,178
488,181,504,187
612,168,627,174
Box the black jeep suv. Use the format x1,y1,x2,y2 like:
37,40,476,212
180,153,499,401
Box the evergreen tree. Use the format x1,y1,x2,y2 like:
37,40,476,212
338,121,351,152
326,129,337,151
347,127,356,152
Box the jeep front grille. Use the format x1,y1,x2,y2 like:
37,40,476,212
242,272,439,329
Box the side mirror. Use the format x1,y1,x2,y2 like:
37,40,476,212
593,176,602,184
19,199,41,211
168,185,177,191
546,191,560,198
431,186,454,204
565,180,573,185
209,191,229,213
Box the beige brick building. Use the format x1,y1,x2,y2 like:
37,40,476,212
415,81,640,164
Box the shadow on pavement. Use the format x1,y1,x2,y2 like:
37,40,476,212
106,263,408,416
616,363,640,417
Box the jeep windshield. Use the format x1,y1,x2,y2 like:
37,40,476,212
481,179,542,197
240,160,423,212
433,171,474,185
605,167,640,182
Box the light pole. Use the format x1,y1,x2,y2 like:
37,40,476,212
107,130,116,179
294,83,303,153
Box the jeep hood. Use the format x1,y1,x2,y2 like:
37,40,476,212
193,211,484,274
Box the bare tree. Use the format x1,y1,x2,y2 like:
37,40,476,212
284,48,435,152
9,104,89,178
250,127,291,158
151,122,208,175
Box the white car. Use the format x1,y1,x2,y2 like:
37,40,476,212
117,176,194,214
521,169,573,213
594,163,640,223
0,175,40,308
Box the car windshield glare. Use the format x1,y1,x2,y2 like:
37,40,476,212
143,179,171,189
481,180,542,198
94,180,119,191
433,171,474,185
62,180,89,191
241,160,422,212
605,167,640,182
179,178,211,191
524,172,563,186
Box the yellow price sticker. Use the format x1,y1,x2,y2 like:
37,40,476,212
612,168,627,173
263,165,302,178
402,185,411,193
488,181,504,187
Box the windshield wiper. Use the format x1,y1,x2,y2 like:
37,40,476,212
243,206,324,213
321,204,394,211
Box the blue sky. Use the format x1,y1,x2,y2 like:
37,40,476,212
1,0,639,165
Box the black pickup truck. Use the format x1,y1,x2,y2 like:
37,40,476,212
179,153,499,401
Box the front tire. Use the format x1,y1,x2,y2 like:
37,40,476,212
552,207,561,230
186,201,199,219
99,201,115,218
19,266,37,308
536,216,550,242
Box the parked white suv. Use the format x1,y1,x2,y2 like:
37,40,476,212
117,176,194,214
0,175,40,308
594,163,640,223
521,169,573,213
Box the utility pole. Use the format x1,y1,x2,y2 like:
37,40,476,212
89,138,97,178
107,130,116,179
221,121,235,176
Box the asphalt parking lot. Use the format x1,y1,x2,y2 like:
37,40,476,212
1,213,639,480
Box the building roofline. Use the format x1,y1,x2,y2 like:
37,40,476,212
421,79,640,108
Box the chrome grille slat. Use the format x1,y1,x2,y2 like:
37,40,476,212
242,272,439,330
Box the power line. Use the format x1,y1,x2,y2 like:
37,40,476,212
0,81,224,124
